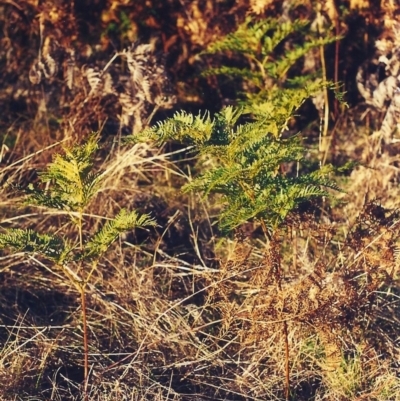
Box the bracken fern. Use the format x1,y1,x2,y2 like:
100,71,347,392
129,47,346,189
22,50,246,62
132,106,345,234
0,136,155,399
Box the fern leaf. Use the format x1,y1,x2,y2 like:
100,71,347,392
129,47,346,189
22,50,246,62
83,209,156,259
127,110,214,145
27,135,102,211
0,229,69,263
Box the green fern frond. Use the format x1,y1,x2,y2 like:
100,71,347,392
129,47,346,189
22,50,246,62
134,101,345,232
0,228,70,263
245,82,328,119
230,126,304,165
203,18,309,59
128,107,245,149
216,178,334,232
83,209,156,259
183,166,243,197
219,106,244,126
27,136,102,211
128,16,348,234
130,111,213,145
270,36,339,80
202,15,340,117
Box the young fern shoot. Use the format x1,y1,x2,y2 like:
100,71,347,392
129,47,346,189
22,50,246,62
202,17,340,111
129,104,346,401
0,135,155,399
126,17,348,398
132,106,343,234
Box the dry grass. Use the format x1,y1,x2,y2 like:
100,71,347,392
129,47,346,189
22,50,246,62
1,121,400,401
1,1,400,400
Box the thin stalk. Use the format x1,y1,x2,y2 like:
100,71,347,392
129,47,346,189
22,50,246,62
292,226,297,273
272,235,290,399
320,43,330,165
146,104,160,128
78,209,83,250
260,218,272,242
102,51,121,74
333,20,340,118
314,4,330,166
283,320,290,400
77,208,88,399
79,285,89,401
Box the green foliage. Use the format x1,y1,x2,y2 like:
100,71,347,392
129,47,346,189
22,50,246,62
0,135,156,394
128,16,345,234
135,110,215,145
26,135,102,212
83,209,156,259
1,136,155,267
131,106,344,233
202,16,339,112
0,228,70,263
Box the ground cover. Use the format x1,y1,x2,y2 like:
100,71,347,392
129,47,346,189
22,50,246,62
0,1,399,400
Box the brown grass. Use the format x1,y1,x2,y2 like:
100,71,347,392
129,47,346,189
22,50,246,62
2,129,399,400
1,1,400,400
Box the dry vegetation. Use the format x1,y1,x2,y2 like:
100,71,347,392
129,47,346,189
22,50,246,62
0,1,400,400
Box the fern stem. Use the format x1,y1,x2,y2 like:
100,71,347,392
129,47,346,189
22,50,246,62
102,51,121,75
272,237,290,399
319,43,330,165
75,209,88,398
78,210,83,250
145,104,160,128
252,56,266,85
283,320,290,400
80,285,89,401
292,226,297,273
237,181,273,240
333,20,340,118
